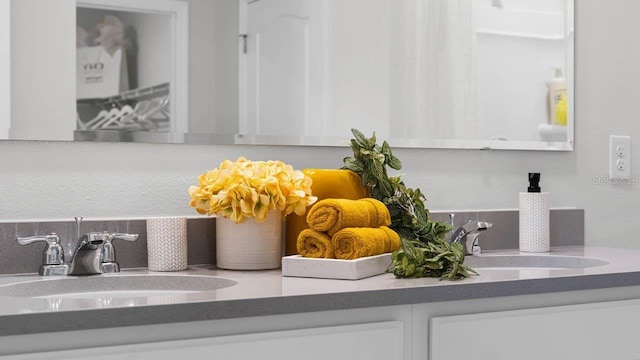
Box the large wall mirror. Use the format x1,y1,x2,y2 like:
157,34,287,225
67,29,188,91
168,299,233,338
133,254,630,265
5,0,574,151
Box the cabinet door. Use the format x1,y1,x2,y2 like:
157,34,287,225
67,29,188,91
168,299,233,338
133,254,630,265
9,321,403,360
430,299,640,360
243,0,328,138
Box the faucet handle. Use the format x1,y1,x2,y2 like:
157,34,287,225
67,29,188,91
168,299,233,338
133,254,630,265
101,232,139,273
17,233,65,265
102,232,139,262
16,233,69,276
17,233,61,246
105,233,139,243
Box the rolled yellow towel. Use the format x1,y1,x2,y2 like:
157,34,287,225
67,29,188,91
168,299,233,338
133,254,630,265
332,226,401,260
296,229,335,258
306,198,391,236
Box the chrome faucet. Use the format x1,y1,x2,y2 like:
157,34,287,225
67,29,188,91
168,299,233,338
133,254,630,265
16,224,138,276
69,231,139,275
449,214,493,255
68,232,106,275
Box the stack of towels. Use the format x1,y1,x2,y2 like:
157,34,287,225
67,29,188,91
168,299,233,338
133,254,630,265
296,198,401,260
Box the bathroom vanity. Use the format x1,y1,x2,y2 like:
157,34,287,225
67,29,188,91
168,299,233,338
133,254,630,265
1,246,640,359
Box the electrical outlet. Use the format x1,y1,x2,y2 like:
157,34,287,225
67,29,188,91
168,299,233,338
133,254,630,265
609,135,632,180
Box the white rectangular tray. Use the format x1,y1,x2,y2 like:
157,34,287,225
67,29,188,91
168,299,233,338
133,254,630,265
281,253,392,280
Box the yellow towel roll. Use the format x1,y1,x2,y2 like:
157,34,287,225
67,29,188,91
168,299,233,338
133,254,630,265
296,229,335,258
284,169,368,256
306,198,391,236
332,226,401,260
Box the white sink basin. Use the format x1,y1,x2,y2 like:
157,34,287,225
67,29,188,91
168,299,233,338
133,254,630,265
465,254,609,270
0,274,237,299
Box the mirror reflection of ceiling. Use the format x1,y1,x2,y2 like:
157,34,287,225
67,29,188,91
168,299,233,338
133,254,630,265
5,0,574,151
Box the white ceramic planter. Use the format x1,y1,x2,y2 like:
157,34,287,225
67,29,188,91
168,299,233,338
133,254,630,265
215,211,283,270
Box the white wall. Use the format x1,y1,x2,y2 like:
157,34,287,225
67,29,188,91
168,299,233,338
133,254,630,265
189,0,239,134
328,0,391,139
0,0,10,139
121,12,171,90
0,0,639,250
10,0,76,141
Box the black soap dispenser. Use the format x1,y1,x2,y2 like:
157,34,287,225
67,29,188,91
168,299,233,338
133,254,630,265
519,173,550,252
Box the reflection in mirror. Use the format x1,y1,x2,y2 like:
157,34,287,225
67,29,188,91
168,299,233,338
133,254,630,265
6,0,187,143
6,0,573,151
75,8,172,139
239,0,574,150
74,0,188,144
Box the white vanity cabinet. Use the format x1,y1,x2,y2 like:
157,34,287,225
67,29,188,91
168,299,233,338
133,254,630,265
5,285,640,359
429,299,640,360
2,305,412,360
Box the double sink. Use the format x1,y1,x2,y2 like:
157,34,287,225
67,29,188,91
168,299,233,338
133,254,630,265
0,252,609,300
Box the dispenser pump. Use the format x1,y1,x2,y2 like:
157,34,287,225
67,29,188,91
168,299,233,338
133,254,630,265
528,173,541,193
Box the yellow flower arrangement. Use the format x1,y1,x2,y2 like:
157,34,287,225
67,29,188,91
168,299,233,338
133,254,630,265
188,157,318,224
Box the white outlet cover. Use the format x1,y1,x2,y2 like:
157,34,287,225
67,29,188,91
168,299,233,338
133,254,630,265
609,135,632,180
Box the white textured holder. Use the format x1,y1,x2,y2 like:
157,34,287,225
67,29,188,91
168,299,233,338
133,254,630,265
216,211,282,270
519,192,550,253
147,217,188,271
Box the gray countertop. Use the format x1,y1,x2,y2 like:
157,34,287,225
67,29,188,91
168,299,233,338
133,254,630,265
2,246,640,337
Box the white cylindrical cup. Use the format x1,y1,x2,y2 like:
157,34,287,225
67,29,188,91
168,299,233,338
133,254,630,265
147,217,188,271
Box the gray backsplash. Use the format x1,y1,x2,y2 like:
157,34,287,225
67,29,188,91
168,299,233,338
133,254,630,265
431,209,584,251
0,218,216,275
0,209,583,275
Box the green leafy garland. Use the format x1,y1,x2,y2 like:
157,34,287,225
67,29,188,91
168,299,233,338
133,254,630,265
343,129,476,280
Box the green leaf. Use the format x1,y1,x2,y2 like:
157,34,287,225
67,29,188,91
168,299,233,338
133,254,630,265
426,252,451,263
381,141,392,157
405,263,416,277
368,132,377,148
464,266,479,276
450,242,465,261
387,155,402,170
351,128,368,147
415,248,426,265
446,261,461,280
343,157,363,172
401,256,409,269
